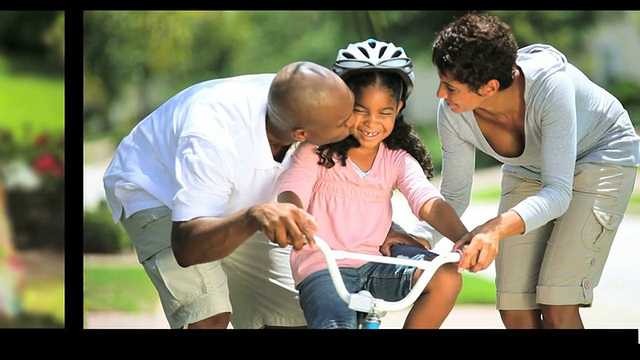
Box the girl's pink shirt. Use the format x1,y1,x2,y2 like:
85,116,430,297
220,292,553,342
277,141,443,286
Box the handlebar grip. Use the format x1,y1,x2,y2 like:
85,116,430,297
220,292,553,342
453,249,463,265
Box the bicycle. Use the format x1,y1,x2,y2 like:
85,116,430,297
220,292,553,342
311,236,463,329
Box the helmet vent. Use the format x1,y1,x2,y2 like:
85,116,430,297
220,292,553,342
333,39,415,99
356,46,370,58
378,46,388,58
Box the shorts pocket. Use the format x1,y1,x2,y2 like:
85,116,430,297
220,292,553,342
154,250,210,303
581,206,622,251
501,173,539,197
501,173,522,196
139,207,171,229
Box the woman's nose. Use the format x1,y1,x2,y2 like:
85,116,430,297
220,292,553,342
436,84,446,99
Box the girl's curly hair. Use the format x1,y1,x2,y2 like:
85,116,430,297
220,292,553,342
316,71,434,179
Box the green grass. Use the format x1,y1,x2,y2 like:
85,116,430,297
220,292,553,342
474,187,640,215
627,189,640,215
22,278,65,324
84,265,158,313
84,262,496,313
471,187,502,203
458,273,496,304
0,56,64,142
0,58,65,327
0,277,65,328
83,173,638,315
470,167,640,216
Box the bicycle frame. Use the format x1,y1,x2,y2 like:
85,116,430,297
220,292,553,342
312,236,462,329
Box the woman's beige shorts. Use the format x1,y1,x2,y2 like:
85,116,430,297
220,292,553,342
495,162,637,310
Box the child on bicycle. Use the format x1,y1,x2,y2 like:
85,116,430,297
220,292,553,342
277,39,469,329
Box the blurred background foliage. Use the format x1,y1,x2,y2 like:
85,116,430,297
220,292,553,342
80,10,640,322
0,10,63,73
82,10,640,254
0,10,64,251
0,10,64,327
83,10,640,159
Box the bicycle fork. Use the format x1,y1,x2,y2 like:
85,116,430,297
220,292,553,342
362,311,382,329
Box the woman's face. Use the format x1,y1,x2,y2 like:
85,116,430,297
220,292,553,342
351,84,401,149
435,70,484,114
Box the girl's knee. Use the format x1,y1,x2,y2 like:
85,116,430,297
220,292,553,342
442,263,463,283
425,264,462,295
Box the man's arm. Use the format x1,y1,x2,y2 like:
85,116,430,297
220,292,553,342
172,202,318,267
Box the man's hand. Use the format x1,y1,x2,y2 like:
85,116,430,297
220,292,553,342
248,202,318,251
379,222,429,256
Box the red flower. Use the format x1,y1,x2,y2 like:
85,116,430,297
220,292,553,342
32,153,64,178
35,134,49,147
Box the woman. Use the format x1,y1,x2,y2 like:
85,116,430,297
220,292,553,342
431,12,640,329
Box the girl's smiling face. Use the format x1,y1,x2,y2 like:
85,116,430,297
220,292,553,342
351,84,402,150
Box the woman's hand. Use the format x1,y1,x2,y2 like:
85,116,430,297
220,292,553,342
453,210,524,273
453,231,498,273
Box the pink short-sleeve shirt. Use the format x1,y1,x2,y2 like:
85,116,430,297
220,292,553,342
277,142,443,285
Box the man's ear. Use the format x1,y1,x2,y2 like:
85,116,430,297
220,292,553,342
291,128,307,143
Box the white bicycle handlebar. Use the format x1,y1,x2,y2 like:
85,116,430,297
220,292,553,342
312,236,462,314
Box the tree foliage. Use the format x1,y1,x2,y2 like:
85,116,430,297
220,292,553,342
82,10,633,138
0,11,63,74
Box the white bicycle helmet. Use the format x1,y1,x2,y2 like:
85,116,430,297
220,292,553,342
332,38,415,99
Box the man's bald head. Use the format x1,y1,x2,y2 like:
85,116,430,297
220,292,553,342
267,61,355,146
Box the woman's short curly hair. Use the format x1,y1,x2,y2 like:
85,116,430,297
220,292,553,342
432,12,519,93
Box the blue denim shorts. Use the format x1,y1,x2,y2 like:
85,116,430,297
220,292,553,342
297,245,437,329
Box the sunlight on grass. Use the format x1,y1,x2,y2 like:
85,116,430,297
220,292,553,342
22,279,64,324
84,263,496,313
471,171,640,216
628,184,640,215
0,70,64,142
84,266,158,313
627,200,640,214
82,173,636,314
0,55,64,327
458,273,496,305
471,187,501,203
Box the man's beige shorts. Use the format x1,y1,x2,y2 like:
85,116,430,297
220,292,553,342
120,206,306,329
495,162,637,310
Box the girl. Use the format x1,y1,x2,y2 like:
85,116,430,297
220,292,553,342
277,39,469,329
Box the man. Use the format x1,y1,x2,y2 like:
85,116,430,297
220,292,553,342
103,61,356,329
